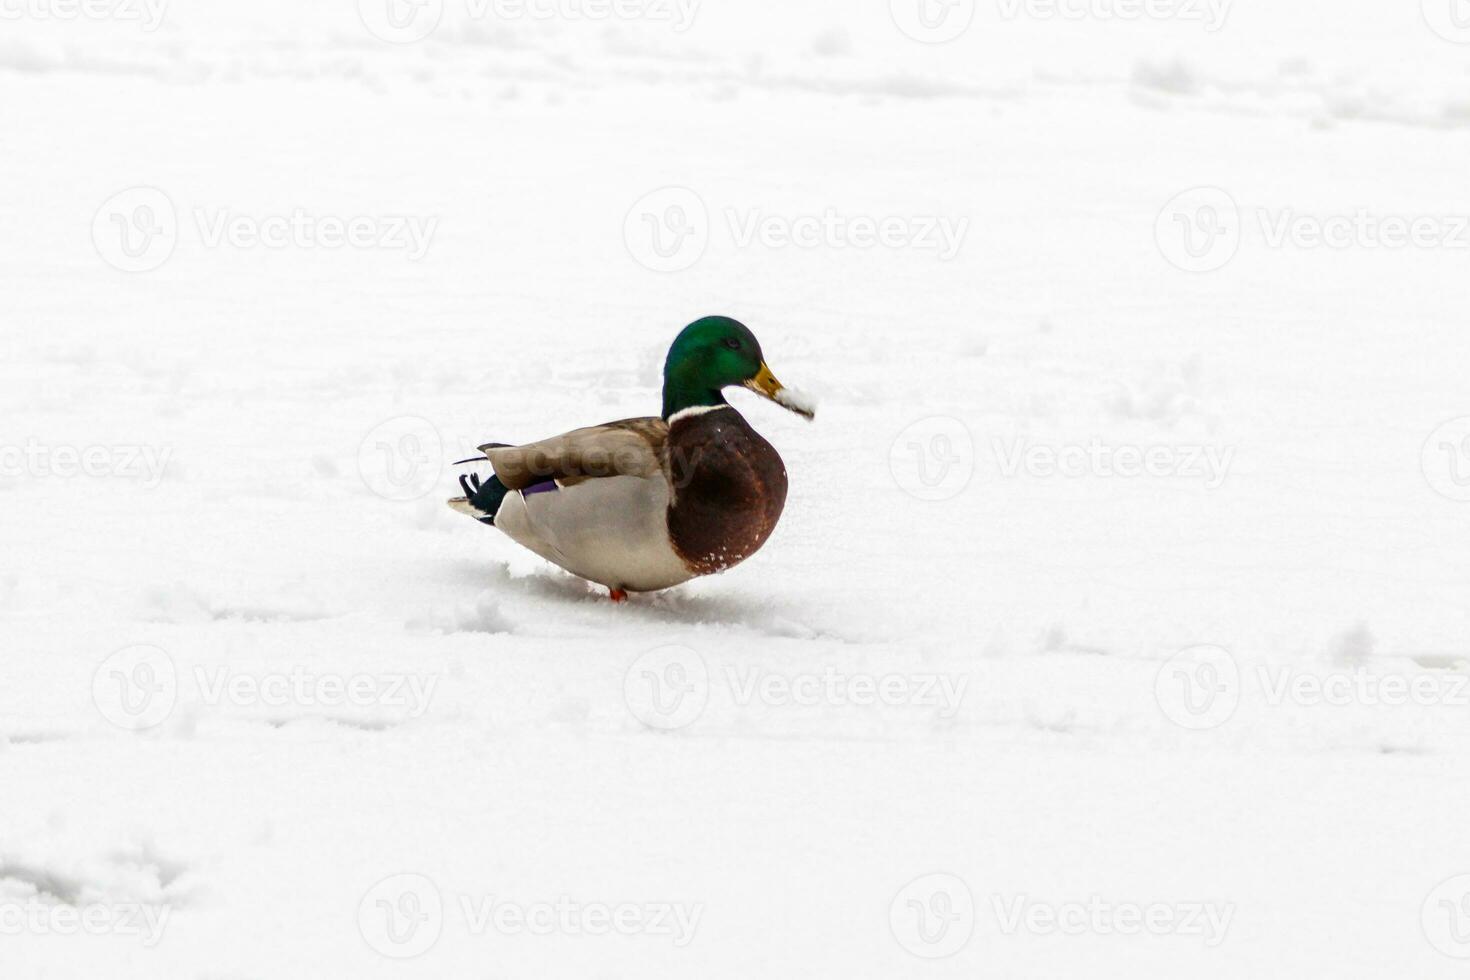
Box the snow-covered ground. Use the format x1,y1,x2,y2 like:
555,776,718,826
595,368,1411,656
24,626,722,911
3,1,1470,976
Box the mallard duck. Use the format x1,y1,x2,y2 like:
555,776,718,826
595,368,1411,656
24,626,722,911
449,315,814,601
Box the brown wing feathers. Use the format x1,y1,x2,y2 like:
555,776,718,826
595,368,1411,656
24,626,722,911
478,417,668,490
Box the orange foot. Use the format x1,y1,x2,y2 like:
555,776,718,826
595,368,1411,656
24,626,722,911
609,588,628,603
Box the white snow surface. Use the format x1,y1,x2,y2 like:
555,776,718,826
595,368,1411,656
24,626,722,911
4,1,1470,976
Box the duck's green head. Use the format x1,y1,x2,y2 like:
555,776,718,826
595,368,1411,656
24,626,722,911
662,316,815,422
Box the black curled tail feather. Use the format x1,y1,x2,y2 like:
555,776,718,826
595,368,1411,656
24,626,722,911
456,472,511,525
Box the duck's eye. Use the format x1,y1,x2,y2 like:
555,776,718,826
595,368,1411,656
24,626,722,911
723,338,741,350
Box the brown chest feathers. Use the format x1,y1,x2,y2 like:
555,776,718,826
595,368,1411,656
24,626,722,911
665,406,789,576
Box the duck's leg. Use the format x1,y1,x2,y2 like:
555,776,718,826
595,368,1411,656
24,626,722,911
608,587,628,603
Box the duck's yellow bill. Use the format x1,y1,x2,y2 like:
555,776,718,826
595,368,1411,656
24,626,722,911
744,362,816,421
